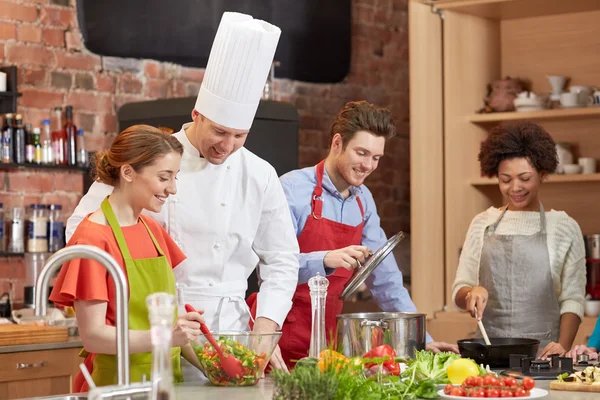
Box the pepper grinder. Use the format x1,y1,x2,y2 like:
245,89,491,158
147,292,175,400
308,273,329,358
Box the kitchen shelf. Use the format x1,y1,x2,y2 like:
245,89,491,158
0,163,87,172
468,107,600,124
0,92,22,98
425,0,600,20
470,173,600,186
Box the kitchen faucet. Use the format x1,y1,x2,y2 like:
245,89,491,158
34,245,131,386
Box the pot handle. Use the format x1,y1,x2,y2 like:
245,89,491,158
360,320,389,329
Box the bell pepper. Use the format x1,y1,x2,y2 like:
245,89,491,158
362,344,401,376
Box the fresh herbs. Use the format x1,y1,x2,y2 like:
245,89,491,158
272,355,438,400
401,350,462,384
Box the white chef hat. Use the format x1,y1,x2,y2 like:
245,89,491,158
194,12,281,130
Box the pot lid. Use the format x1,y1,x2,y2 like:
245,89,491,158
339,231,405,301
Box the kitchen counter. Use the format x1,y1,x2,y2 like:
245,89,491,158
173,378,599,400
0,337,83,354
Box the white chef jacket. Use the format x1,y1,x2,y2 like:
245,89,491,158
66,124,299,331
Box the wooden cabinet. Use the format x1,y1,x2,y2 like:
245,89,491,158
409,0,600,343
0,347,82,399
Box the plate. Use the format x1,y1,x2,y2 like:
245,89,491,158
437,388,549,399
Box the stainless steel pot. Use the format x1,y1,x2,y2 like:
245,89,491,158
336,312,426,359
584,234,600,260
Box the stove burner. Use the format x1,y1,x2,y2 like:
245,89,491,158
500,353,573,380
530,360,551,369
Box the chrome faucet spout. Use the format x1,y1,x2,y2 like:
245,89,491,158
34,245,130,385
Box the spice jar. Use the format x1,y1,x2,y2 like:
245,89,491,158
6,206,25,253
27,204,48,253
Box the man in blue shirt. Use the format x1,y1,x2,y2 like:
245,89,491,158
265,100,458,367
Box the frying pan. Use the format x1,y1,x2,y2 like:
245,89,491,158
457,338,540,368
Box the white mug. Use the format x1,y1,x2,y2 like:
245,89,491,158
560,92,579,108
578,157,597,174
0,72,6,92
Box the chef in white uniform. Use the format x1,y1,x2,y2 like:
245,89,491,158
65,12,299,374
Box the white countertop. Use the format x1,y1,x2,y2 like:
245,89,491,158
173,378,599,400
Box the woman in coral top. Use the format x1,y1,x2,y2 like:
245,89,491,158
50,125,204,391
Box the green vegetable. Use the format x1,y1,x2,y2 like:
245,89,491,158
401,350,461,384
272,360,438,400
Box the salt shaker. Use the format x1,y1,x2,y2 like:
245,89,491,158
308,273,329,358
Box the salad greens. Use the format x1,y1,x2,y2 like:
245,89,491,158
272,354,438,400
401,350,463,384
194,337,267,386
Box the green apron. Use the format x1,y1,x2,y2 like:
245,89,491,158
89,197,183,386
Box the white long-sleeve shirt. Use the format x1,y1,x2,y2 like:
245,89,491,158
452,207,586,319
67,125,299,329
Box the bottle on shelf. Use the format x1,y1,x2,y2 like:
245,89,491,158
27,204,48,253
76,129,88,167
6,206,25,253
13,114,26,164
47,204,64,252
33,128,42,164
0,202,5,252
25,123,34,163
64,105,77,166
2,114,14,164
41,119,53,165
50,107,67,166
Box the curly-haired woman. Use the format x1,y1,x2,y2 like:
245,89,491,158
452,121,586,358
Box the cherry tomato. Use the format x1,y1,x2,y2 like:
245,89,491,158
504,377,518,388
488,388,501,398
514,387,528,397
484,375,501,387
473,376,484,387
501,389,514,397
444,384,454,395
451,387,467,397
463,376,476,387
521,376,535,391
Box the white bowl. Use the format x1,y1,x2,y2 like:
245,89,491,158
584,300,600,317
562,164,582,174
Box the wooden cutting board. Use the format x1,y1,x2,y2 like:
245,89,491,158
0,324,69,346
550,380,600,392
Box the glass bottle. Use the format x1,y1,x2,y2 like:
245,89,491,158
7,206,25,253
64,105,77,166
13,114,26,164
33,128,42,164
308,273,329,358
27,204,48,253
2,114,14,163
50,107,67,165
76,129,88,167
47,204,64,252
41,119,53,164
146,292,175,400
0,202,5,252
25,123,34,163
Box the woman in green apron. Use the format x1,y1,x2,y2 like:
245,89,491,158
452,121,586,359
50,125,204,391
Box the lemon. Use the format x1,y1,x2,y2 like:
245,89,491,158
446,358,480,385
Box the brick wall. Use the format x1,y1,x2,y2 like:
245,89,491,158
0,0,410,303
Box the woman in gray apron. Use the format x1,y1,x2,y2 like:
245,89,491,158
452,121,586,358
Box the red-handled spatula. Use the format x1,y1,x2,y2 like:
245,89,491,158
185,303,244,378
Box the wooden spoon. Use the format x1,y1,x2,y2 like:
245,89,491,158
185,303,244,378
474,306,491,346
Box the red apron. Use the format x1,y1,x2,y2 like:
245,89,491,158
247,160,364,369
